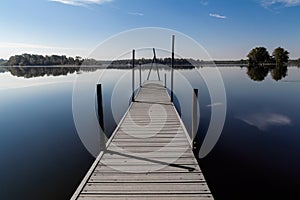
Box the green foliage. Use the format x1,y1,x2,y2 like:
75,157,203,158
5,54,83,66
272,47,289,65
247,47,270,67
247,46,290,67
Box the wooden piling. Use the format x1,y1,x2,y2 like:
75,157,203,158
97,84,106,151
164,73,167,88
192,88,198,150
132,49,135,102
171,35,175,102
139,61,142,87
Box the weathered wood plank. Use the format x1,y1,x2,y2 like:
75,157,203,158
89,172,205,182
72,81,214,200
78,194,214,200
82,182,210,193
100,152,196,159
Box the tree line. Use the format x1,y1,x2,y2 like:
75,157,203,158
109,57,196,68
246,46,292,82
247,47,289,67
5,54,84,66
288,59,300,66
2,49,298,67
3,54,197,68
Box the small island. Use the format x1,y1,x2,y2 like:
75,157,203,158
246,46,293,81
3,54,84,66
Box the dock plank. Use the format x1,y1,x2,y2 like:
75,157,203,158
71,81,213,200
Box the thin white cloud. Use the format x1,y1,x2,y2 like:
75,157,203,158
236,112,292,131
127,12,144,16
209,13,227,19
200,0,209,6
261,0,300,7
49,0,113,7
0,42,82,50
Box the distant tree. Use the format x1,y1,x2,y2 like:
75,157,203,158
38,55,44,65
61,55,68,65
68,57,75,65
75,56,83,65
272,47,289,66
247,47,270,67
140,58,146,64
50,55,61,65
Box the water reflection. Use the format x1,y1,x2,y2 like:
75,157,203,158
1,66,300,200
3,65,193,79
6,67,80,78
271,65,288,81
0,67,7,73
247,64,288,81
247,66,269,81
1,65,291,83
236,112,292,131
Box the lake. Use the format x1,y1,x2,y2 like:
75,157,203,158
0,66,299,199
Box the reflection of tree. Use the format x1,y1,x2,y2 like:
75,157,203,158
247,66,269,81
271,65,288,81
7,67,80,78
0,67,7,73
247,64,289,82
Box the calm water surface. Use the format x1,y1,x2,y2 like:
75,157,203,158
0,66,299,199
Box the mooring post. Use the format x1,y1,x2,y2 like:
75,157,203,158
192,88,198,150
132,49,135,102
139,61,142,87
171,35,175,102
164,73,167,88
97,84,106,151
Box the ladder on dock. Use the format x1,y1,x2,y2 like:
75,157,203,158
71,80,214,200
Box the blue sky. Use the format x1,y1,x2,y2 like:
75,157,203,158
0,0,300,60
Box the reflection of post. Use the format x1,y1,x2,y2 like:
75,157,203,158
153,48,161,81
164,73,167,88
97,84,106,151
139,61,142,87
132,49,135,102
171,35,175,102
192,88,198,150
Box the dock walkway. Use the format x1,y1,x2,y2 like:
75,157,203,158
71,80,213,200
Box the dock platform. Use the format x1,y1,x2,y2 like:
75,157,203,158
71,80,214,200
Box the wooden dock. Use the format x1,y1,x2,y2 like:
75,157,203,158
71,80,214,200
